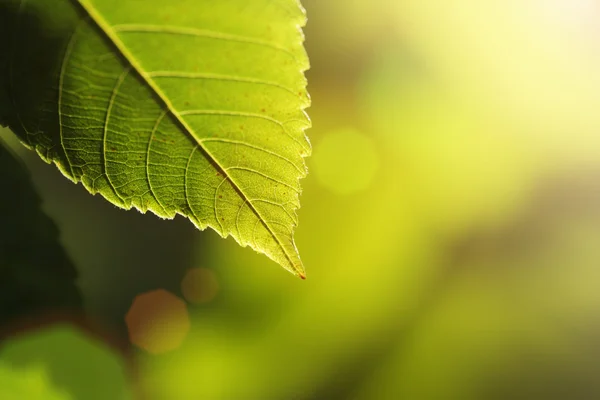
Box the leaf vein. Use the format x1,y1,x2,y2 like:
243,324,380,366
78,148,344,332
103,67,131,203
201,137,304,175
225,166,299,193
148,71,297,95
112,24,298,63
146,110,170,215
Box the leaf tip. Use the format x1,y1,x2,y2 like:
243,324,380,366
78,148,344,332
291,261,306,280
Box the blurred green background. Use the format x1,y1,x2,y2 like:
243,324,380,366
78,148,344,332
3,0,600,398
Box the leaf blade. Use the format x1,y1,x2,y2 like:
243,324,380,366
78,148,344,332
4,0,311,277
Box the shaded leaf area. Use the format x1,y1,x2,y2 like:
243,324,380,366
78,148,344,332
1,0,311,277
0,140,82,329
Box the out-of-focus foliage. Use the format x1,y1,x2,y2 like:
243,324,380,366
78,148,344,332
0,361,71,400
2,0,600,399
0,324,133,400
0,141,82,327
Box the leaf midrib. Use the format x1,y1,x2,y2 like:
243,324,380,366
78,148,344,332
72,0,305,278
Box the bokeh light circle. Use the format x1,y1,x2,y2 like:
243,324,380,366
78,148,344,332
181,268,220,305
125,289,190,355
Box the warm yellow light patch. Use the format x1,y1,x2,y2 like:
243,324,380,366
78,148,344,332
312,128,379,195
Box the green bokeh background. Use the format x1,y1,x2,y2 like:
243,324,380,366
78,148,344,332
2,0,600,398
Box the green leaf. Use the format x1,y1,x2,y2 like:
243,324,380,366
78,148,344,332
1,0,311,277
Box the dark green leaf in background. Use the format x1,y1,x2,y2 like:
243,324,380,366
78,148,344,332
0,140,82,328
0,0,311,277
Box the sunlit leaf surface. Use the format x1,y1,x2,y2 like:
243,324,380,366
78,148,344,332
1,0,311,277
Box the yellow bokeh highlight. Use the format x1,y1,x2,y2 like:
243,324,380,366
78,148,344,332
390,0,600,164
312,128,379,195
125,289,190,355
